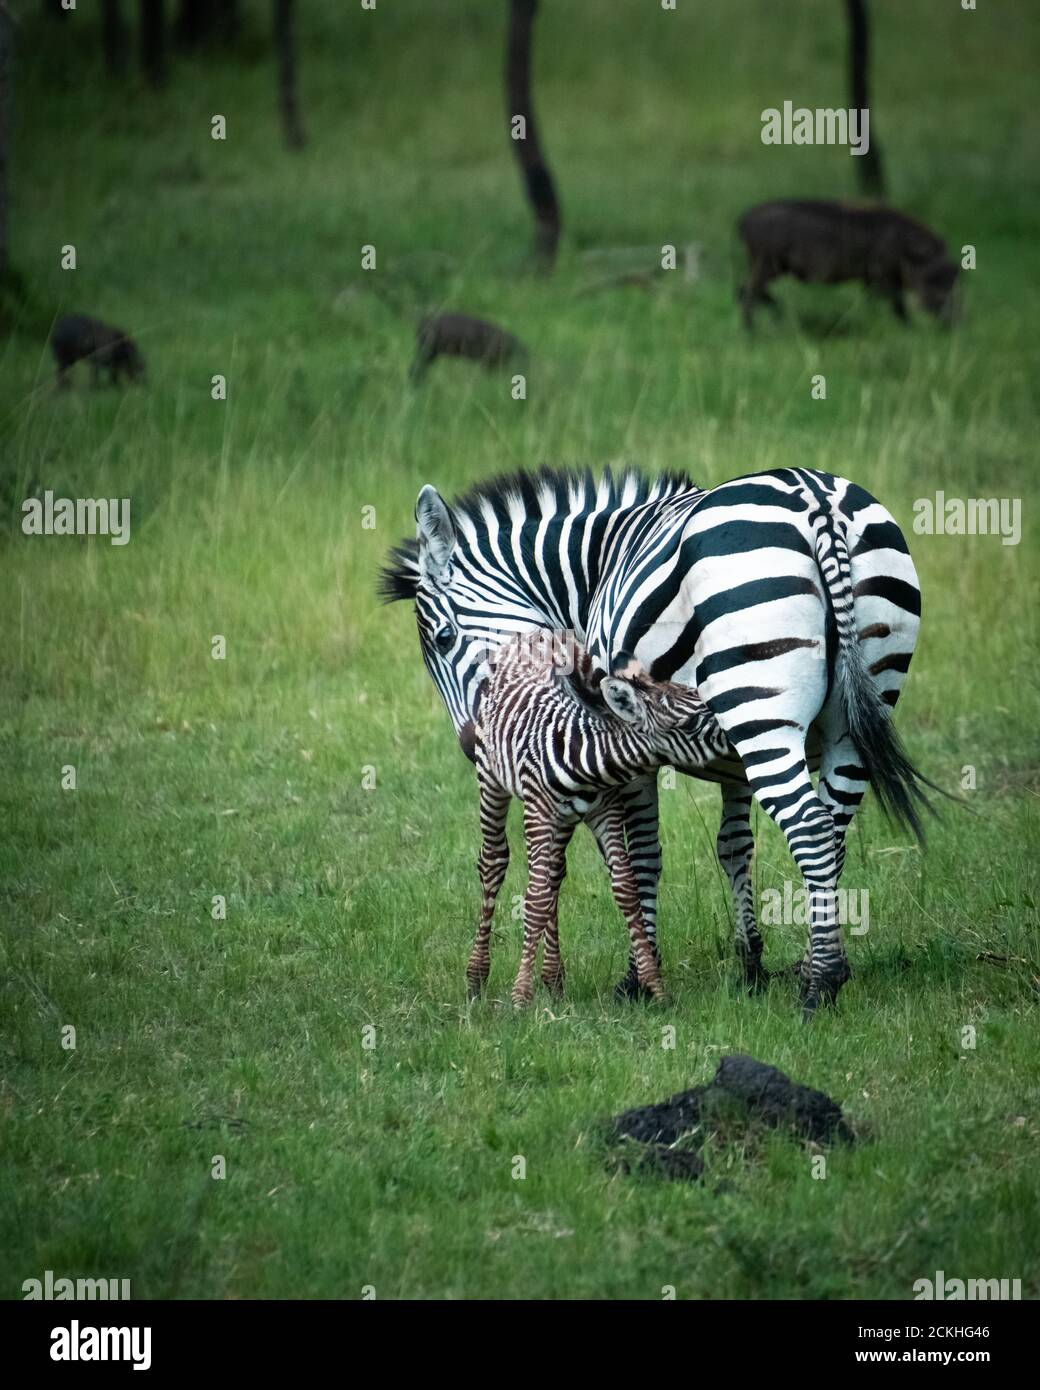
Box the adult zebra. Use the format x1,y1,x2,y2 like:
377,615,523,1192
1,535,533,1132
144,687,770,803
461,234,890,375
380,465,931,1015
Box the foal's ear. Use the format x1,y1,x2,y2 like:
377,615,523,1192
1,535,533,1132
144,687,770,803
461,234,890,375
415,485,455,587
602,677,648,729
610,650,645,678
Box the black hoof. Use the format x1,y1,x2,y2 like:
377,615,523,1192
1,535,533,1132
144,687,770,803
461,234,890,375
741,957,770,995
614,947,662,1002
801,971,849,1019
774,958,810,983
613,973,656,1002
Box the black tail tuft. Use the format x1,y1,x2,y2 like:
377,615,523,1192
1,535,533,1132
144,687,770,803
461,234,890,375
840,658,936,845
813,512,954,846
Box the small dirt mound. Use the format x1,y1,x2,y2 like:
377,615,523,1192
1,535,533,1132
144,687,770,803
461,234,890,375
610,1054,854,1181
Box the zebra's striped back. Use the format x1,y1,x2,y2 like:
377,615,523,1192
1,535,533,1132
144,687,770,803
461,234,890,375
390,463,932,1014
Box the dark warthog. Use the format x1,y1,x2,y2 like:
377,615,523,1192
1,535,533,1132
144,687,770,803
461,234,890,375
51,314,146,388
738,199,958,328
410,312,526,382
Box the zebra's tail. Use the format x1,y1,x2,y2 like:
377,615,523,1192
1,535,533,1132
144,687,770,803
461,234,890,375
813,519,936,845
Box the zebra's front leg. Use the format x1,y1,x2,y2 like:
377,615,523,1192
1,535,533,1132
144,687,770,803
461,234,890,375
540,821,575,996
717,781,767,991
512,800,557,1008
594,775,662,1000
468,777,511,999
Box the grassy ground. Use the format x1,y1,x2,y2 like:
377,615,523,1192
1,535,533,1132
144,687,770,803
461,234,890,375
2,0,1039,1299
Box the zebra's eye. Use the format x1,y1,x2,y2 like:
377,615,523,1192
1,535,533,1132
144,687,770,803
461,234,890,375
434,623,456,652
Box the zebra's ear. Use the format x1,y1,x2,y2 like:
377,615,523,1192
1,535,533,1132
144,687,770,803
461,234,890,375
602,677,649,730
415,485,456,587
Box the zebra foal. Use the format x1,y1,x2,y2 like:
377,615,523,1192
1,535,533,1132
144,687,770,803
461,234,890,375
470,630,728,1007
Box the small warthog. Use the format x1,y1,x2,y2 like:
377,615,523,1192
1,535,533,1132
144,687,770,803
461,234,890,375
410,312,526,382
51,314,146,387
738,199,958,328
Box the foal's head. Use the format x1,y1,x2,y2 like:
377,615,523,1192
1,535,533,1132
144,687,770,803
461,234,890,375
600,653,726,764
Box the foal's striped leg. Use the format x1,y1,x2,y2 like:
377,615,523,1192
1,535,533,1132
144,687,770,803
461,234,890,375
596,802,666,1001
513,799,563,1008
540,821,575,995
468,777,511,999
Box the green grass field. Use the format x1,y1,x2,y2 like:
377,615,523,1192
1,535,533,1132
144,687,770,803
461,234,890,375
2,0,1039,1300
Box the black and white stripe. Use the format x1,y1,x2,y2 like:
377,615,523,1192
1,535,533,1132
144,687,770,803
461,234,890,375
583,467,927,1006
381,464,930,1014
380,468,713,988
468,630,729,1005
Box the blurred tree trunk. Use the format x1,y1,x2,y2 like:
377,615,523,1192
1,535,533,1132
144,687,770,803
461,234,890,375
846,0,885,197
274,0,304,149
0,3,10,281
139,0,166,87
222,0,239,40
174,0,205,49
175,0,237,50
102,0,129,76
505,0,560,268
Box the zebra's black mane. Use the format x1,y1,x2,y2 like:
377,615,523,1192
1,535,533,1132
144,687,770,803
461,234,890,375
377,464,696,604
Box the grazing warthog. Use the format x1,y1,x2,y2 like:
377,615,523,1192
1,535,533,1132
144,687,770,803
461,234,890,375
738,199,959,328
410,312,526,382
51,314,146,388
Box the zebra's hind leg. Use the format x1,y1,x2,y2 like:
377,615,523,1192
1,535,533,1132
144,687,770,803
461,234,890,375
716,781,767,992
468,777,511,999
744,754,846,1019
598,776,662,1000
806,726,871,994
540,822,575,995
782,688,877,993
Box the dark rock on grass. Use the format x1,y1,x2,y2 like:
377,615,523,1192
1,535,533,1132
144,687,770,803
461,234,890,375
713,1054,854,1146
617,1141,705,1183
609,1053,854,1182
614,1082,705,1146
